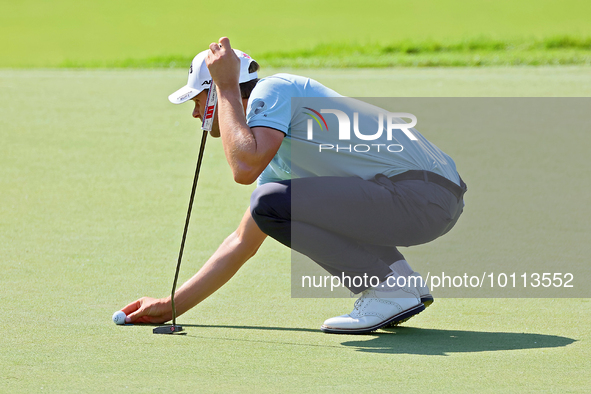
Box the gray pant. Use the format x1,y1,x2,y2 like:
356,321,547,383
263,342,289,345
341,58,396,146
250,172,465,293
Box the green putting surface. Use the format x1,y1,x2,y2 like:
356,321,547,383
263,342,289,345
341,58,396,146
1,68,590,392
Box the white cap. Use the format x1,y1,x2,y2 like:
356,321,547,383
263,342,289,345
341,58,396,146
168,49,258,104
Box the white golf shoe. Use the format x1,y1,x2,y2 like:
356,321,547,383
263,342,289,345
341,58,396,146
321,285,424,334
409,271,433,306
385,271,433,328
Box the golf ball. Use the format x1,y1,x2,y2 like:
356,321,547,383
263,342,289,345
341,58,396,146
112,310,126,325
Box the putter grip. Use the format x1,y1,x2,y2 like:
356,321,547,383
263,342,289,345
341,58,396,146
201,83,218,132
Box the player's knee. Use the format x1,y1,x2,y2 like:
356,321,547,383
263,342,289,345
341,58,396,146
250,182,290,233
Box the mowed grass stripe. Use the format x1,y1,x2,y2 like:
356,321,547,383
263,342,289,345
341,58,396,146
56,36,591,68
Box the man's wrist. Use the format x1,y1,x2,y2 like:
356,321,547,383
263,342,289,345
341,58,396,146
215,82,241,98
162,296,173,309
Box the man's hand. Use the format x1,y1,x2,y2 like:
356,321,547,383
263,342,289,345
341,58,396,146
121,297,172,324
206,37,240,92
119,209,267,325
204,37,285,184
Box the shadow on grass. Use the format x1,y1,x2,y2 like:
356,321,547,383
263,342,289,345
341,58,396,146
341,327,576,355
140,324,575,355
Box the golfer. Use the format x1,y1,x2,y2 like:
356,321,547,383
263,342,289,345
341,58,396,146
122,37,466,334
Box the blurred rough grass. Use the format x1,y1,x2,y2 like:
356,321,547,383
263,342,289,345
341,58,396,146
57,36,591,68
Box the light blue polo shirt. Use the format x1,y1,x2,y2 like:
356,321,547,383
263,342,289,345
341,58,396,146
245,73,460,187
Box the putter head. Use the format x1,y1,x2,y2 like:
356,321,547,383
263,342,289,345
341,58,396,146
153,325,184,335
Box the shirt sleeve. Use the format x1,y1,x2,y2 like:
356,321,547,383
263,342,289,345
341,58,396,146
246,76,298,135
256,165,282,186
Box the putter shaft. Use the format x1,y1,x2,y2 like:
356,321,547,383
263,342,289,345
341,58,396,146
162,84,216,335
170,129,208,327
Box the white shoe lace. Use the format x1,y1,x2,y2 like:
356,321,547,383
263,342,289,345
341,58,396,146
353,290,369,311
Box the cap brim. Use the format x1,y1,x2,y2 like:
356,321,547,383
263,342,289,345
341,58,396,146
168,85,202,104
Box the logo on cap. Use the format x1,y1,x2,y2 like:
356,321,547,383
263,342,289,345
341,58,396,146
178,92,192,101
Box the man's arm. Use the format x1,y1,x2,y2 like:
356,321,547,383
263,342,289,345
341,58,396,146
207,37,284,185
122,208,267,324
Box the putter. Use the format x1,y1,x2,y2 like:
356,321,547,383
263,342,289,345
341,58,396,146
153,83,218,335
